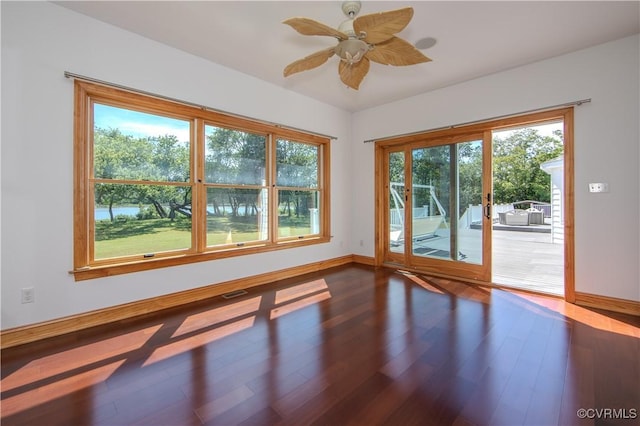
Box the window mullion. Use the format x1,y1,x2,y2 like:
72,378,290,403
193,118,205,253
268,134,277,245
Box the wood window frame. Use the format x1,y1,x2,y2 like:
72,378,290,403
72,81,330,281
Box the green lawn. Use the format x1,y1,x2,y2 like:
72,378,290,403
94,215,312,259
95,217,191,259
95,227,191,259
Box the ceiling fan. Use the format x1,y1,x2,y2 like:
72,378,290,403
283,1,431,90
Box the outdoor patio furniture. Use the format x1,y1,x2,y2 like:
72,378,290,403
498,212,507,225
504,209,529,226
526,208,544,225
389,216,443,244
412,216,443,238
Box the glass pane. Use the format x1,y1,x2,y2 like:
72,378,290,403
411,145,449,260
278,190,320,237
204,126,266,185
206,187,268,246
411,141,483,264
388,151,405,254
276,139,319,188
93,183,192,259
457,141,483,264
93,104,190,182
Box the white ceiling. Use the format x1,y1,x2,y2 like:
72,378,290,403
55,1,639,112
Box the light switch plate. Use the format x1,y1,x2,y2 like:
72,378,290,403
588,183,609,193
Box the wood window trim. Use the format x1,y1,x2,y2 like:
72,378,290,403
72,81,330,281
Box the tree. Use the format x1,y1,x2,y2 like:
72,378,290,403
458,141,483,215
204,126,267,217
387,128,562,219
94,128,150,221
93,128,191,222
493,128,563,204
147,134,190,219
276,139,318,217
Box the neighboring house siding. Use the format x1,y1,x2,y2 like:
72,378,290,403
541,156,564,244
551,182,564,243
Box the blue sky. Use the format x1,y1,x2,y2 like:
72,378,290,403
94,103,190,142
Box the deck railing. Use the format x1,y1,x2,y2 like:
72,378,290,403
393,201,552,230
390,207,430,227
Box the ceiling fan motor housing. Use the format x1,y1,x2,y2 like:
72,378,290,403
338,18,357,38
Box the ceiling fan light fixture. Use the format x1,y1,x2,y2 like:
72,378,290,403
335,38,369,64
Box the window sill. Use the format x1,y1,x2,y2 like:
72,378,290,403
71,236,330,281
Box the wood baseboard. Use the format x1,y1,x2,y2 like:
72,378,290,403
352,254,375,266
575,291,640,316
0,255,355,349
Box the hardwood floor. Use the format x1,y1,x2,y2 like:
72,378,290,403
2,265,638,425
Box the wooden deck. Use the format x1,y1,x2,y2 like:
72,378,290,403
492,228,564,296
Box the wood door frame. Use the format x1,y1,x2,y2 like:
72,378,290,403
374,108,575,301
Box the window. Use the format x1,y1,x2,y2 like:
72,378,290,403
73,81,330,280
276,139,321,239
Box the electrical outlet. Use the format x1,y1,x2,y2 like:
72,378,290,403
21,287,35,304
588,183,609,193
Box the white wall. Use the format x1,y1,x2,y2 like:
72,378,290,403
0,2,353,329
352,34,640,302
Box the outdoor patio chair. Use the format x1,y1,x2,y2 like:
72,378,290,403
526,207,544,224
504,209,529,226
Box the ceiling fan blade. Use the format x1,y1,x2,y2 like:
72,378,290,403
366,37,431,66
284,47,336,77
283,17,348,40
338,57,370,90
353,7,414,45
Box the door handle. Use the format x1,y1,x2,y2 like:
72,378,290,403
485,193,491,219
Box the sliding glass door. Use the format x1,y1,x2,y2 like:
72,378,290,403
376,108,574,298
382,132,492,282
